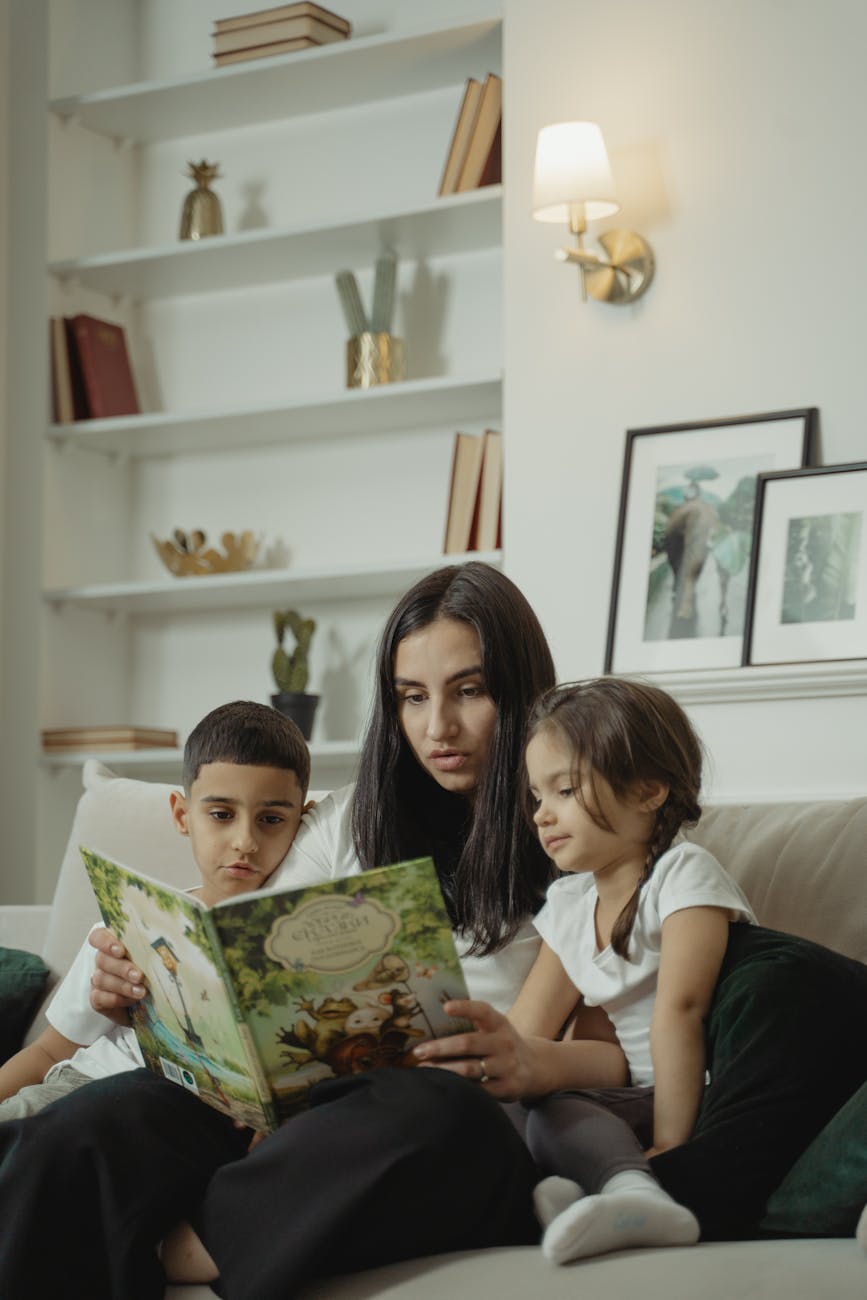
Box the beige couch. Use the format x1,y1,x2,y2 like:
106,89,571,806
2,760,865,1299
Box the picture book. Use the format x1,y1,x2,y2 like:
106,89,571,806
81,850,472,1132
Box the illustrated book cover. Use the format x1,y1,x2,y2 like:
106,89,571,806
81,850,471,1131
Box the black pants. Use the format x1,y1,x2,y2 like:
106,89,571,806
651,925,867,1239
0,1065,538,1300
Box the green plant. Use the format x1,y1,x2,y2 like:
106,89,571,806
271,609,316,694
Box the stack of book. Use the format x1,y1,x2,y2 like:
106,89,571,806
437,72,502,197
42,726,179,753
443,429,503,555
49,314,140,424
212,2,351,67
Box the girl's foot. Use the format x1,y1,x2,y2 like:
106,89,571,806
533,1175,584,1227
540,1172,699,1264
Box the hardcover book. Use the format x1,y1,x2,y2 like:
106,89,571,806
455,72,502,193
443,431,485,554
49,316,77,424
213,14,350,55
81,850,471,1132
437,78,483,197
214,35,332,63
42,726,178,752
213,3,350,34
68,314,140,420
470,429,503,553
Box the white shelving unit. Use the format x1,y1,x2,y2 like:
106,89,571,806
43,8,505,802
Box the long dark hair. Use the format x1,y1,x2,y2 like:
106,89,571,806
525,678,703,959
352,562,556,954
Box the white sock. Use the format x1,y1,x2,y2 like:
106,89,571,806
541,1169,699,1265
533,1176,584,1228
856,1203,867,1254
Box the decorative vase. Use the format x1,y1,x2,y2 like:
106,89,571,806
270,691,320,741
179,161,224,241
346,332,405,389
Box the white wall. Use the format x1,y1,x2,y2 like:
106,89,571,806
503,0,867,801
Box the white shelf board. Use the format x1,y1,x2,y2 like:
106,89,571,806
46,373,502,458
49,19,501,144
48,188,502,300
650,660,867,706
40,739,360,772
43,552,503,615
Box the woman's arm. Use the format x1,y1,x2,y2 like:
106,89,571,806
648,906,731,1153
0,1025,84,1100
415,943,628,1098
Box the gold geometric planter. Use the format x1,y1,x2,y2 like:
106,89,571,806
346,332,406,389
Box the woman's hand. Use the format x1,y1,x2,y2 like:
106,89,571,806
412,999,545,1101
88,927,147,1016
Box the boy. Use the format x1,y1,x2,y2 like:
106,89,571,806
0,699,311,1119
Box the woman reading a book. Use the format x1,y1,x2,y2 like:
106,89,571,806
0,562,572,1298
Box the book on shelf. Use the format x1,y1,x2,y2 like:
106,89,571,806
443,431,486,555
49,316,79,424
437,77,483,198
469,429,503,553
214,34,337,64
81,849,471,1131
42,726,178,752
455,72,502,193
67,314,140,420
213,12,350,56
213,2,350,35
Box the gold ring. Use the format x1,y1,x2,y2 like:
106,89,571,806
479,1058,490,1084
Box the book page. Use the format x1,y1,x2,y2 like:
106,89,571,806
211,858,470,1123
81,848,275,1130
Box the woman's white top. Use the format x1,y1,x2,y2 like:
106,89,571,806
533,842,757,1086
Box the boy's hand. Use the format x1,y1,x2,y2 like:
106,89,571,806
88,926,147,1014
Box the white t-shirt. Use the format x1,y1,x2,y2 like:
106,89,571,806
51,785,541,1061
534,841,757,1086
46,925,145,1080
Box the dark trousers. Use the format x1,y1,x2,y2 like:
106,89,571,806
0,1065,538,1300
651,925,867,1239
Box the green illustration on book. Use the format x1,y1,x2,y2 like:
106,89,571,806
81,850,471,1132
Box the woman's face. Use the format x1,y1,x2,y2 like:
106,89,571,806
393,617,497,800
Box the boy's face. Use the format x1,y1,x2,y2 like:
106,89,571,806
170,762,305,906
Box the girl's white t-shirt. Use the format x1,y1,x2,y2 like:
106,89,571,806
533,841,757,1086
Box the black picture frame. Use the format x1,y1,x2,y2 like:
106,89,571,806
743,461,867,667
604,408,816,674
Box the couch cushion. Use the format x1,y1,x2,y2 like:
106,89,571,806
0,945,51,1062
688,797,867,964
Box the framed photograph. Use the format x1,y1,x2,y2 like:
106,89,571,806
744,462,867,666
604,408,816,673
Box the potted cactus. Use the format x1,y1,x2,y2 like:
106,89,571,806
270,609,319,739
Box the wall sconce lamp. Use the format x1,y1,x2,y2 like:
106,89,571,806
532,121,654,305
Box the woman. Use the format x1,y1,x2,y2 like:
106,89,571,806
0,562,603,1300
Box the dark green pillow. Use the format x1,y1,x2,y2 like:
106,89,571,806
0,945,51,1063
761,1080,867,1236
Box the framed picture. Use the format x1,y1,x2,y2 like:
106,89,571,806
743,462,867,666
604,408,816,673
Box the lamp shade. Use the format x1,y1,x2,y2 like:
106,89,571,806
532,121,619,223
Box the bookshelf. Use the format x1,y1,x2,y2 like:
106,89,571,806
42,4,505,823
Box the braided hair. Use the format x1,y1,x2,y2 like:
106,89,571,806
525,677,704,960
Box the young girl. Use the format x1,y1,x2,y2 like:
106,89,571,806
506,676,758,1264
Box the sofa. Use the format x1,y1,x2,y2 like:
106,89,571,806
1,759,865,1299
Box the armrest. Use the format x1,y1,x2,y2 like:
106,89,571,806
0,905,52,958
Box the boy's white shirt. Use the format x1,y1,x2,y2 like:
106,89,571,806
534,841,757,1086
48,783,543,1078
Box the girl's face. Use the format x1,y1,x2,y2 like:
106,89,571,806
393,617,497,801
525,727,663,880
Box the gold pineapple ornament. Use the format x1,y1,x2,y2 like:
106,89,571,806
179,161,224,241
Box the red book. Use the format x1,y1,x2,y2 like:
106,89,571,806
68,314,140,419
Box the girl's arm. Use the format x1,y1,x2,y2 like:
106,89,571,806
415,942,628,1098
648,906,731,1153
